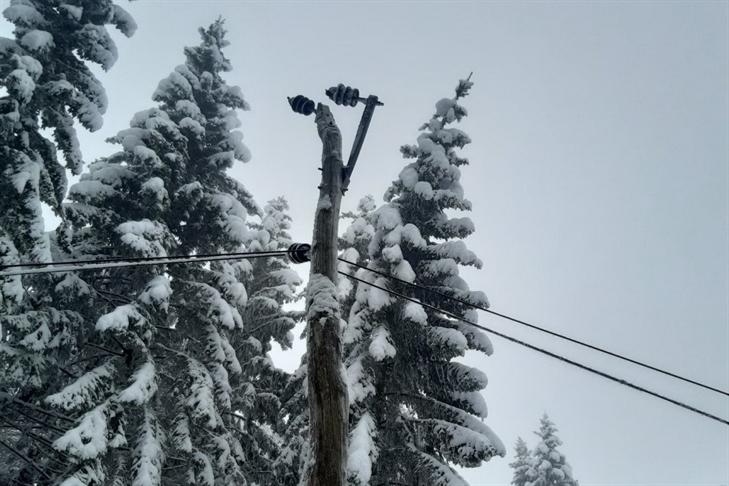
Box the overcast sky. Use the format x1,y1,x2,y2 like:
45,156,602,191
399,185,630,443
2,1,728,484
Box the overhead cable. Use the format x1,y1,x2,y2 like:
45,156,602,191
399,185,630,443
340,257,729,398
0,249,291,270
0,250,288,278
4,246,724,424
340,270,729,427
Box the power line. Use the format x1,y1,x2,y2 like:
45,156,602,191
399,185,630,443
5,247,725,424
339,270,729,427
340,258,729,398
0,249,289,270
0,250,288,278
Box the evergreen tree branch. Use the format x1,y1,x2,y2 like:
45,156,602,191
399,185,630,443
0,437,52,481
84,342,125,358
5,405,67,434
95,288,134,304
152,343,188,358
55,364,80,380
0,414,69,461
66,350,114,368
0,393,75,423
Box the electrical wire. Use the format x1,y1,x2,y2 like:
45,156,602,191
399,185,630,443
0,250,288,278
339,270,729,427
3,248,724,424
0,249,289,270
340,257,729,398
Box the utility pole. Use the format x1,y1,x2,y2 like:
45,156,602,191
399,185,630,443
288,85,382,486
306,102,348,486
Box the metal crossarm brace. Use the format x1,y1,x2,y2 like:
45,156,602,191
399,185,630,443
342,95,382,192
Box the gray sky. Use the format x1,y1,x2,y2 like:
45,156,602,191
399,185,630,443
2,1,727,484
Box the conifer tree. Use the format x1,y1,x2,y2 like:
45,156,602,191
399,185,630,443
340,196,377,263
243,197,301,352
0,0,136,385
523,414,579,486
342,77,505,485
510,437,533,486
339,195,376,310
0,1,135,482
274,350,310,485
231,197,302,484
14,20,298,486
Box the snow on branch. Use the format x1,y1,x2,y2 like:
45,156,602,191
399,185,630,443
53,402,111,460
131,409,165,486
347,412,378,485
118,360,158,406
46,362,115,412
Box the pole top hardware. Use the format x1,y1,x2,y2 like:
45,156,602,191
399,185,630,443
288,83,383,194
288,95,316,116
325,84,384,108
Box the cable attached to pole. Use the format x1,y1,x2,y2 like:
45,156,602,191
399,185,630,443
339,258,729,398
0,251,288,277
340,270,729,427
4,242,724,420
0,249,290,271
0,245,314,278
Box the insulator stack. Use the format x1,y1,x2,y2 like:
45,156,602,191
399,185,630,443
325,84,360,107
288,95,316,116
287,243,311,264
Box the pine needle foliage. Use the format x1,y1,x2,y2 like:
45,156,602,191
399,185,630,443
510,414,580,486
2,19,300,486
0,1,134,482
339,77,506,486
510,437,533,486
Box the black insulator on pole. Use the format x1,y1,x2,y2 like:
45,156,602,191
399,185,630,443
288,95,316,116
325,84,360,107
287,243,311,263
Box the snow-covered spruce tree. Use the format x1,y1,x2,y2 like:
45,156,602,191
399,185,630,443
337,190,375,295
338,195,376,311
39,20,296,485
231,197,302,484
0,0,136,267
0,1,135,483
523,414,579,486
342,77,505,485
510,437,533,486
340,195,377,264
274,350,309,486
243,197,301,352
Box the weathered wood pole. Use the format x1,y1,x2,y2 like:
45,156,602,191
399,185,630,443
305,102,349,486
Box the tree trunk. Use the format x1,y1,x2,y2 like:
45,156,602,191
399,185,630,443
305,103,349,486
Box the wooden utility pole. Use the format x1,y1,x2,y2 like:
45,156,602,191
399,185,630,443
290,85,381,485
305,102,349,486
